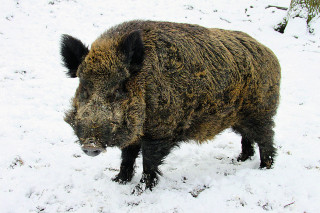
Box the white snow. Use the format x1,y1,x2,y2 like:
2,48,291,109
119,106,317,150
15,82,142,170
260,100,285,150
1,0,320,212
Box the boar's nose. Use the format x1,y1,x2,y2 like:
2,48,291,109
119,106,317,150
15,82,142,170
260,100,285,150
81,137,103,157
82,148,101,157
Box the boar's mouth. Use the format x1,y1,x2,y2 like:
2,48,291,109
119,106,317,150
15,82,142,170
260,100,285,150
80,137,106,157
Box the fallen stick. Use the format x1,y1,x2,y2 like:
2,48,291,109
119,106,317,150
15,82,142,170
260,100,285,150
284,201,295,208
265,5,288,11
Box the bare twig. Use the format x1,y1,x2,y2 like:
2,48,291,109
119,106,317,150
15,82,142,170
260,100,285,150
284,201,295,208
266,5,288,11
219,17,231,23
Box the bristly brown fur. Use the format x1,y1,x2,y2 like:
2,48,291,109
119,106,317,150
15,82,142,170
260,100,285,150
61,20,281,192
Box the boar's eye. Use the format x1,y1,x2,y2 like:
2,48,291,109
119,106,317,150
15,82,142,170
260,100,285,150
114,88,121,98
105,86,125,102
79,79,92,100
79,85,89,100
81,88,89,99
114,83,127,98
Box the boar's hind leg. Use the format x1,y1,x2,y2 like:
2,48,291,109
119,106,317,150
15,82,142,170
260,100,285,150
112,144,141,184
233,116,276,169
255,126,276,169
135,138,176,192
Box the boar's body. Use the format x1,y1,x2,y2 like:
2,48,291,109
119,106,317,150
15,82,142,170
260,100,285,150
61,20,280,192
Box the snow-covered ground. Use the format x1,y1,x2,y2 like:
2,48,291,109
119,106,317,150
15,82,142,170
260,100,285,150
1,0,319,212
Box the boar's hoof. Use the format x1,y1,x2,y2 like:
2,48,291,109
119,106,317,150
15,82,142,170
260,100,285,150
131,173,159,195
259,158,274,169
131,183,145,195
237,151,254,162
112,176,128,184
112,170,133,184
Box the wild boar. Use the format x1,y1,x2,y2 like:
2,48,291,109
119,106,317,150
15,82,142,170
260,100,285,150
60,20,281,192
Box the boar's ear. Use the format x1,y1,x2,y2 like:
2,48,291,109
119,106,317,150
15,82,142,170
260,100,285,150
60,34,89,78
119,30,144,71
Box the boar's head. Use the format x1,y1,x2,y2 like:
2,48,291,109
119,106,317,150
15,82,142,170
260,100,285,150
60,31,145,156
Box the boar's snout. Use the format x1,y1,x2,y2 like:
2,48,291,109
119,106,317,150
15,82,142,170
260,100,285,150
81,137,105,157
83,148,101,157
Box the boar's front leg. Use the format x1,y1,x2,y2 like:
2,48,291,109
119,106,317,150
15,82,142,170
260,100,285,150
133,137,176,193
113,143,141,184
237,136,255,162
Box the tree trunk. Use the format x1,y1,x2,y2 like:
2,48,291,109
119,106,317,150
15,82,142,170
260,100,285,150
275,0,320,34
